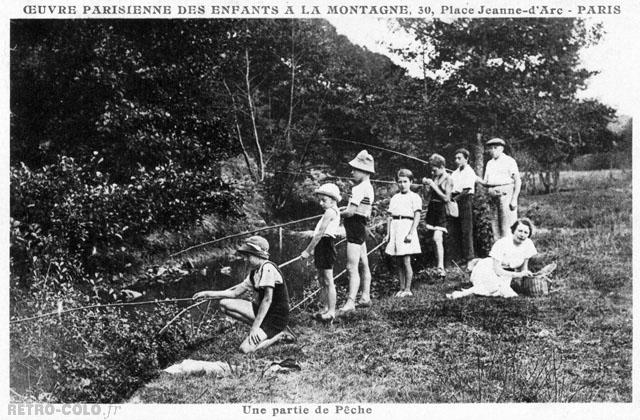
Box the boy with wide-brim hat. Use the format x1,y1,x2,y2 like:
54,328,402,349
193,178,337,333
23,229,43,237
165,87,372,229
337,150,375,316
193,235,291,353
477,137,521,241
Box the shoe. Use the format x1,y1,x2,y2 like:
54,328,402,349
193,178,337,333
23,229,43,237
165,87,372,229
317,313,335,324
312,310,327,320
336,305,355,317
356,299,372,308
402,290,413,297
437,267,446,278
280,327,297,343
394,291,403,297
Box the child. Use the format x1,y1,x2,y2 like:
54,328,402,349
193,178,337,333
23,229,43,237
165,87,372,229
422,153,453,279
300,183,341,322
385,169,422,297
193,236,290,354
337,150,375,316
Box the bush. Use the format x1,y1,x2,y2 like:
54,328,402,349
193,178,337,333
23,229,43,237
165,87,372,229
472,190,494,258
10,278,220,403
11,155,243,280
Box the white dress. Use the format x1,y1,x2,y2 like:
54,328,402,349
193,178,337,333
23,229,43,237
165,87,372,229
385,191,422,256
449,235,537,299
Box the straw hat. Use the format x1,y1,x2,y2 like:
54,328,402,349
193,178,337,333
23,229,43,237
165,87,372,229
485,137,506,147
348,149,375,174
237,235,270,259
314,183,341,202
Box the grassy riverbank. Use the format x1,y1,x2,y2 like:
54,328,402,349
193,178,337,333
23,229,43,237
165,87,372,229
130,170,632,403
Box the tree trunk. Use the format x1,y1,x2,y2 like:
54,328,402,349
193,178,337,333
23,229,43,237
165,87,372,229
551,166,560,192
223,79,256,181
284,22,296,150
244,49,265,181
539,171,551,194
474,132,484,176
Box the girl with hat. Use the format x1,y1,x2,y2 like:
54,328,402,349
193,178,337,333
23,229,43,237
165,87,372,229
193,235,290,353
337,150,375,316
300,183,341,322
385,169,422,297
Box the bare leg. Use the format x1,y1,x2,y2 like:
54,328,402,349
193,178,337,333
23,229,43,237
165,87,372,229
219,298,255,325
403,255,413,292
318,274,328,313
322,269,336,316
342,242,362,310
395,256,405,292
239,328,267,354
433,231,444,271
359,242,371,303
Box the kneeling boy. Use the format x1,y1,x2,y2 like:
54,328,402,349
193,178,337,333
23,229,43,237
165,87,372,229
193,235,290,353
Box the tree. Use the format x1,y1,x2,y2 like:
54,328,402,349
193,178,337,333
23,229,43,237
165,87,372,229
391,18,614,189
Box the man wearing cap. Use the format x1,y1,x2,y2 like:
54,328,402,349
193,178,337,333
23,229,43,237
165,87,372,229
337,150,375,315
193,235,291,353
478,138,521,241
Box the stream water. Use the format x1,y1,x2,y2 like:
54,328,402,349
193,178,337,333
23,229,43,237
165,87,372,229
132,229,385,307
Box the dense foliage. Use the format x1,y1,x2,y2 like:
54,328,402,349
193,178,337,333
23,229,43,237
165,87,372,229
392,18,620,188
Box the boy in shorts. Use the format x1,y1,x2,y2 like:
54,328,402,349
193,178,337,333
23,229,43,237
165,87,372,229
337,150,375,316
193,236,290,353
301,183,341,322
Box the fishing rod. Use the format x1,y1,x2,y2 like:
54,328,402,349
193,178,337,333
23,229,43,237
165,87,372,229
274,170,423,187
321,137,455,173
290,238,387,312
170,207,345,258
322,137,430,165
10,297,195,324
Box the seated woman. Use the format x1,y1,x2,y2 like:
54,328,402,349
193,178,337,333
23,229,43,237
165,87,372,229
446,218,536,299
193,235,290,353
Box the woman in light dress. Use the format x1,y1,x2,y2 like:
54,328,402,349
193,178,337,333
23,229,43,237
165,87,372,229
446,218,537,299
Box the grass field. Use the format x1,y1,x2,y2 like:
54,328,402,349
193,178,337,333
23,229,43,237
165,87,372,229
130,170,632,403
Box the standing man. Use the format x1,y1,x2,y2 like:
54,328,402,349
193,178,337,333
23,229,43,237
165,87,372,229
479,138,521,241
450,148,476,264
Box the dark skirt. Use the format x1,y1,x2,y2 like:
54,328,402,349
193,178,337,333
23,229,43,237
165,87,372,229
425,200,447,230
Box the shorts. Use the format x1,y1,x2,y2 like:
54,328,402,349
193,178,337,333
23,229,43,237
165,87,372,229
314,236,337,270
425,200,448,233
252,302,289,339
344,214,367,244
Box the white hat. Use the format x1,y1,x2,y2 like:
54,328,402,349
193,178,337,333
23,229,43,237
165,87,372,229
486,137,506,147
348,149,375,174
314,183,341,202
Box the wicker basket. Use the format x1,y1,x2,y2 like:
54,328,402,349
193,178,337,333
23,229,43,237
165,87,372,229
520,276,549,297
511,263,557,297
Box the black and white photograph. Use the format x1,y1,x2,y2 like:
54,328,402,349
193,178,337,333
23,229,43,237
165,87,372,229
4,0,637,417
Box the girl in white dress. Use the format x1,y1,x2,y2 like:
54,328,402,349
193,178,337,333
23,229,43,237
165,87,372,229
385,169,422,297
447,218,537,299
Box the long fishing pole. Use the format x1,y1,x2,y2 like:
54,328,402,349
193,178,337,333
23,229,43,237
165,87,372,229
321,137,455,174
170,207,345,258
322,137,430,165
10,297,195,324
290,238,387,312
